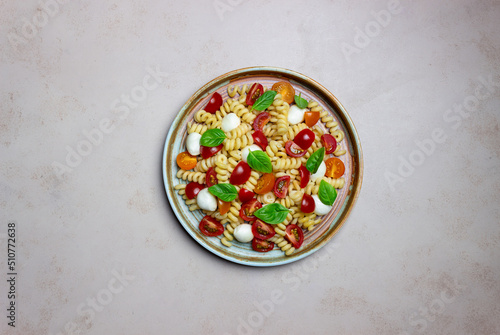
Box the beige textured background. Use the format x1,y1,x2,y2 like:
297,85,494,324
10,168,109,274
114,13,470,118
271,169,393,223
1,0,499,334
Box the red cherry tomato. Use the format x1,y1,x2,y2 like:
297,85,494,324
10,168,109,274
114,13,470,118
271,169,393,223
273,175,290,199
200,144,223,159
285,224,304,249
185,182,204,199
304,111,320,127
206,167,218,187
199,216,224,237
252,130,268,150
238,188,254,203
252,238,275,252
285,141,307,158
321,134,337,154
325,157,345,178
301,194,315,213
218,199,231,215
252,220,276,240
246,83,264,106
253,112,270,131
239,199,262,221
294,129,315,150
299,165,310,188
254,173,275,195
230,162,251,185
204,92,223,114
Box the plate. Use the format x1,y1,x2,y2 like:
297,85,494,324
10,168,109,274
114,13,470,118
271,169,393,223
162,66,363,266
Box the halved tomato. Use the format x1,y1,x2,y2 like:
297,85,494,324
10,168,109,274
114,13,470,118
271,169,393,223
285,224,304,248
230,162,251,185
218,199,231,215
185,182,204,199
285,141,307,158
252,130,268,150
176,152,197,170
271,81,295,104
239,199,262,221
238,188,254,203
304,111,320,127
273,175,290,199
301,194,315,213
204,92,223,114
252,238,275,252
254,173,275,195
206,167,218,187
253,112,270,131
294,129,315,150
325,157,345,178
252,220,276,240
299,165,310,188
199,216,224,236
246,83,264,106
200,144,223,159
321,134,337,155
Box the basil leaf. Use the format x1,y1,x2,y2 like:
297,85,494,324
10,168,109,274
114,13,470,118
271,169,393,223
200,129,226,147
251,90,277,112
254,203,290,224
306,147,325,174
247,150,272,173
208,183,238,202
294,93,308,109
318,180,337,206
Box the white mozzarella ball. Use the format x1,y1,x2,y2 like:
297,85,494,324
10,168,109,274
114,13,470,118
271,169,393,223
310,161,326,180
186,133,201,156
312,195,333,215
241,144,263,163
288,105,307,125
196,188,217,211
233,224,254,243
221,113,241,132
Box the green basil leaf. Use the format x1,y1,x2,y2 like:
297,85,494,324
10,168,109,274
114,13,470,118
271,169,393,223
306,147,325,174
208,183,238,202
294,93,308,109
200,129,226,147
251,90,277,112
247,150,272,173
318,180,337,206
254,203,290,224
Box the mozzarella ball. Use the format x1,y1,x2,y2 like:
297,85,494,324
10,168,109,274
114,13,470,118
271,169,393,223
310,161,326,180
241,144,263,163
233,224,254,243
312,195,333,215
186,133,201,156
221,113,241,132
196,188,217,211
288,105,307,125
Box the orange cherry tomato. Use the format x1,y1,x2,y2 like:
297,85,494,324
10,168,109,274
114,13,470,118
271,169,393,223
254,173,276,195
325,157,345,178
304,111,320,127
218,199,231,215
271,81,295,104
176,151,197,170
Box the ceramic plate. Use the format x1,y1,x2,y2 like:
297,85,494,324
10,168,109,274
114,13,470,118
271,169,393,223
162,67,363,266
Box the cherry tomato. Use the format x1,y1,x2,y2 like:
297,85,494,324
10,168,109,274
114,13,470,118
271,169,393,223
294,129,315,150
230,162,251,185
254,173,276,195
321,134,337,155
252,130,268,150
238,188,254,203
218,199,231,215
199,216,224,237
299,165,310,188
246,83,264,106
185,182,204,199
325,157,345,178
240,199,262,221
252,238,275,252
206,167,218,187
285,224,304,249
304,111,320,127
273,175,290,199
271,81,295,104
176,152,197,170
252,220,276,240
200,144,223,159
204,92,223,114
285,141,307,158
301,194,315,213
253,112,270,131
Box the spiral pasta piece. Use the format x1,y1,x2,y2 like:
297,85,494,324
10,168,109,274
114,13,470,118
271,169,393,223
194,155,218,173
272,157,302,171
227,84,249,97
230,100,256,124
187,121,208,135
215,154,229,183
194,110,221,129
176,170,205,183
224,132,253,151
226,122,250,139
